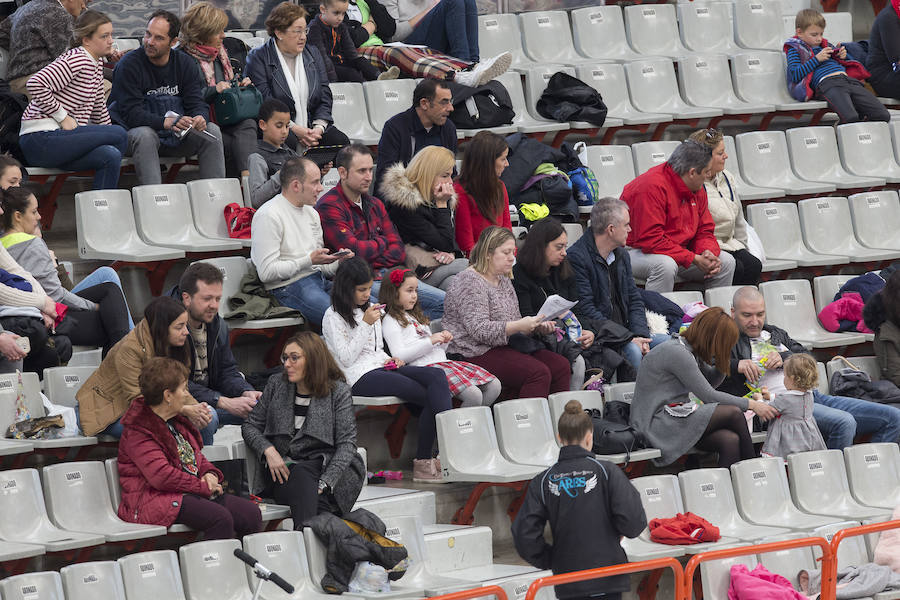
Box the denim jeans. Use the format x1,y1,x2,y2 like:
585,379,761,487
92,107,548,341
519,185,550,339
126,123,225,185
270,272,332,326
371,270,445,319
78,403,219,445
622,333,671,372
404,0,479,62
19,125,128,190
812,390,900,449
72,266,134,329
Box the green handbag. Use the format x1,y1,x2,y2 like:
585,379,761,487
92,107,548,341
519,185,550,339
213,82,263,126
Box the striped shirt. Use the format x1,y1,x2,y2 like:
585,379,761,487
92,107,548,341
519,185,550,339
21,46,111,136
786,46,847,89
294,394,311,432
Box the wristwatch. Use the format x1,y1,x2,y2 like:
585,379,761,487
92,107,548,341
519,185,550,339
317,479,329,493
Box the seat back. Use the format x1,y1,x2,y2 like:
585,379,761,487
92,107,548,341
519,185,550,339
890,120,900,163
785,126,848,182
735,131,795,188
479,14,531,69
571,6,639,61
786,450,854,513
75,190,146,259
131,184,204,247
574,63,663,123
43,366,95,408
843,443,900,508
242,530,318,598
523,65,577,121
0,469,56,541
704,286,746,312
759,279,825,340
700,554,758,600
582,145,636,199
758,535,816,590
678,2,738,53
179,539,251,600
797,197,861,257
817,362,829,394
186,178,245,242
602,382,635,405
812,521,868,570
837,122,900,178
812,275,854,314
42,461,119,530
363,79,416,132
191,256,249,320
435,406,505,475
105,458,121,509
493,398,558,466
624,4,686,57
660,291,703,309
61,561,127,600
562,224,583,247
112,38,140,52
848,190,900,249
678,468,743,526
496,72,535,129
623,58,684,115
118,550,186,600
746,203,809,261
631,141,680,175
826,356,881,382
824,12,853,44
518,11,583,64
677,54,744,109
0,372,46,432
547,391,602,438
69,348,102,367
730,457,797,525
630,474,685,520
730,51,796,105
0,571,65,600
329,83,379,144
733,0,784,50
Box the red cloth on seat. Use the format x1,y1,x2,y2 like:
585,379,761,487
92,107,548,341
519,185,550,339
648,512,720,544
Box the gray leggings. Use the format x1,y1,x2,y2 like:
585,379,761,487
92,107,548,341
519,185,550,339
456,378,502,408
423,258,468,291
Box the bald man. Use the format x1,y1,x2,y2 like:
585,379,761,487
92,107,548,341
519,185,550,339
718,286,900,448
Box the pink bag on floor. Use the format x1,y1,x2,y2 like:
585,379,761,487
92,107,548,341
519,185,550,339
728,564,807,600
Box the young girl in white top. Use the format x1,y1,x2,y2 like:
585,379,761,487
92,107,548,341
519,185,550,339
321,257,452,482
760,353,827,459
380,268,500,408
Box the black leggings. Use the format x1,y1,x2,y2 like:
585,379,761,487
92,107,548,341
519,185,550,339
695,404,755,468
65,282,131,355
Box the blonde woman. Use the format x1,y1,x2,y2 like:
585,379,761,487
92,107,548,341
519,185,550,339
379,145,467,290
180,2,257,176
441,226,572,399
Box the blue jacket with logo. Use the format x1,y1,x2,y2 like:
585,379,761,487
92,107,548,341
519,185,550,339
512,445,647,598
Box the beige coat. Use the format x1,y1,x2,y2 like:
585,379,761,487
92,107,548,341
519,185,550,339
75,319,196,436
703,169,749,252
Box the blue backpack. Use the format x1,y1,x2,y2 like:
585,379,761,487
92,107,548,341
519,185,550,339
568,166,600,206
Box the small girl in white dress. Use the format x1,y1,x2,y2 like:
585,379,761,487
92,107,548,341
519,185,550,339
761,353,827,458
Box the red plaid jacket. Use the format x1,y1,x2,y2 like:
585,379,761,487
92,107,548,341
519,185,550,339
315,184,406,272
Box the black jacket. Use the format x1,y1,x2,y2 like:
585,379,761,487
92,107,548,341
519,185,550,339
375,106,457,194
718,324,804,397
244,38,334,126
512,445,646,599
567,229,650,338
344,0,397,47
167,285,254,408
512,261,581,324
378,163,459,253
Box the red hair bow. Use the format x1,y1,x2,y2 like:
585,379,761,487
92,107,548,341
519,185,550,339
389,268,411,287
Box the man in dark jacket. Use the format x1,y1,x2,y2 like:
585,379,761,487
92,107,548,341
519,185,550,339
719,286,900,448
374,79,457,192
568,198,669,371
108,10,225,185
512,404,646,600
171,262,260,427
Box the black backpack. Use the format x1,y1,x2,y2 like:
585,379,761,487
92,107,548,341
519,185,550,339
445,80,514,130
0,81,27,162
222,36,249,76
537,71,607,127
586,401,647,462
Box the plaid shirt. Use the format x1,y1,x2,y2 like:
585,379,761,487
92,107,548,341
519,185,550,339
315,184,406,272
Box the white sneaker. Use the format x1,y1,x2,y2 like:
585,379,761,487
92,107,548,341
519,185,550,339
454,51,512,87
377,65,401,80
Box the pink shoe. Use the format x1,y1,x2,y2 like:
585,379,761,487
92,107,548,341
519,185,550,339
412,458,444,483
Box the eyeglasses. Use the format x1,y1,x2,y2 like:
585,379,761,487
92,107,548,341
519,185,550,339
705,127,719,139
281,353,302,364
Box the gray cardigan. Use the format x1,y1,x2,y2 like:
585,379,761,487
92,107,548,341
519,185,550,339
241,373,364,515
629,338,749,466
4,235,96,311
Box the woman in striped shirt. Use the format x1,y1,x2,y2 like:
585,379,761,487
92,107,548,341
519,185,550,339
18,10,128,190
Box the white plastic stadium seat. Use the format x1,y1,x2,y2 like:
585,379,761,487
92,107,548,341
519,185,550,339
495,72,567,135
42,366,94,408
733,0,784,50
118,551,187,600
660,291,703,309
722,135,785,202
186,178,252,248
759,280,866,348
758,534,818,591
478,14,535,72
735,131,836,196
60,561,127,600
493,398,559,467
837,122,900,183
381,516,475,595
570,6,643,62
677,54,775,115
631,141,680,175
700,554,758,600
848,191,900,252
582,145,637,199
522,65,617,132
329,83,381,145
519,11,591,65
704,286,747,312
843,443,900,511
179,539,253,600
624,4,690,58
730,51,829,111
825,356,881,382
678,3,740,53
786,126,886,188
574,64,669,125
787,450,893,520
242,530,337,600
747,203,846,267
0,571,65,600
812,275,855,314
624,59,722,119
363,79,416,132
797,197,900,262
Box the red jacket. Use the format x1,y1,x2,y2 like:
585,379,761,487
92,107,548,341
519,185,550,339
621,163,720,269
648,512,720,544
453,181,513,256
116,397,222,527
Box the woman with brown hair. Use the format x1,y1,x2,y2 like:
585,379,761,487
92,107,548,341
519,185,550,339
453,131,512,257
180,1,258,176
629,307,778,468
241,331,365,525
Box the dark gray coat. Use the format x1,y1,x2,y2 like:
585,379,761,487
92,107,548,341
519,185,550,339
241,373,364,514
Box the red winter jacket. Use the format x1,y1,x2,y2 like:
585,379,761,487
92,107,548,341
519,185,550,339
116,396,223,526
648,512,720,544
621,163,720,269
818,292,873,334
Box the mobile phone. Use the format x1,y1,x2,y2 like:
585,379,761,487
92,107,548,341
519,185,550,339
14,337,29,354
330,249,351,257
373,303,386,310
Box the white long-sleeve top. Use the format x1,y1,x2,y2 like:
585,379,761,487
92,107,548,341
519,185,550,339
322,306,390,385
382,313,447,366
250,194,340,290
0,244,47,309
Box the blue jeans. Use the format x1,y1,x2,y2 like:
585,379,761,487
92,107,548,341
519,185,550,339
371,270,445,319
404,0,479,62
812,390,900,449
72,266,134,329
270,272,332,326
622,333,671,372
19,125,128,190
78,403,219,445
216,407,246,427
